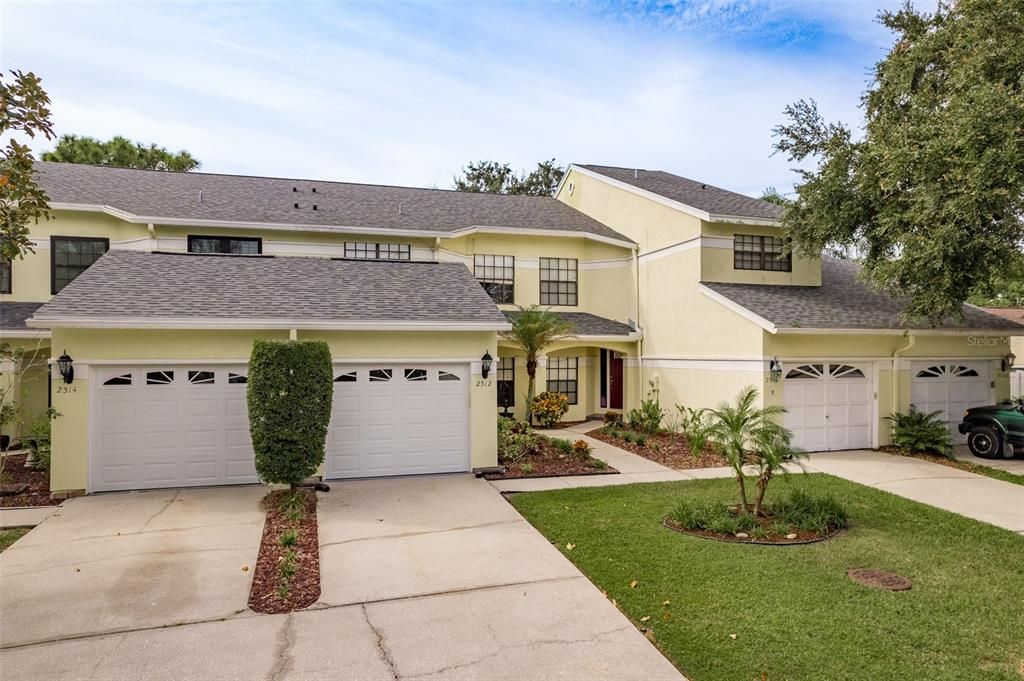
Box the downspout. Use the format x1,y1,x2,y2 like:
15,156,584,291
891,332,915,414
633,244,643,406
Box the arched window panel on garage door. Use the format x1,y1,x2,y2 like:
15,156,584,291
146,370,174,385
188,370,216,385
785,364,824,379
102,373,132,386
830,364,865,379
334,371,357,383
916,365,980,378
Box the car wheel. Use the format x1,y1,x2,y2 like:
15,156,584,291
967,426,1003,459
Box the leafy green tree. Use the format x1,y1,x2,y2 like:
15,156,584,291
500,305,574,423
706,386,790,514
454,159,564,196
772,0,1024,322
247,340,333,488
968,255,1024,308
759,187,789,206
42,134,200,171
1,70,54,260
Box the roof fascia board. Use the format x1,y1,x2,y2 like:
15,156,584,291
697,284,778,333
707,214,782,227
445,225,636,249
0,330,51,339
568,165,712,222
28,317,511,332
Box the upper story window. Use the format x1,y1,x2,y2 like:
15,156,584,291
474,254,515,304
188,235,262,255
539,257,577,306
51,236,109,294
0,258,10,294
345,242,411,260
734,235,791,272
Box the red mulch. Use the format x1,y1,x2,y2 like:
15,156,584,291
0,454,60,507
663,515,842,545
589,429,731,469
485,438,618,480
248,490,320,614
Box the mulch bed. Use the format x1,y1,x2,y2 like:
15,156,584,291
663,515,844,545
590,429,731,469
485,438,618,480
248,489,320,614
0,454,59,507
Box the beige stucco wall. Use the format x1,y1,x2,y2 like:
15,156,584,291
49,328,499,494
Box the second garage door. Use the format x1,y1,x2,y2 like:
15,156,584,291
783,362,873,452
910,361,992,444
324,364,471,479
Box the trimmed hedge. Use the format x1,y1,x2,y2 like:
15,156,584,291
247,340,333,486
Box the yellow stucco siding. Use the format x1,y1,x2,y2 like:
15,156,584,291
642,365,766,414
700,223,821,286
764,332,1013,360
48,328,499,493
557,168,702,253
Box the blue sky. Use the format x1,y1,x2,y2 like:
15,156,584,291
3,1,911,196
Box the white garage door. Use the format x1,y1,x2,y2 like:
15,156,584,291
324,364,470,479
92,366,257,492
911,362,991,444
783,363,872,452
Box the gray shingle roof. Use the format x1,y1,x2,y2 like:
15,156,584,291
1,302,44,331
704,256,1024,332
503,311,636,337
30,251,509,328
36,162,631,243
578,164,783,221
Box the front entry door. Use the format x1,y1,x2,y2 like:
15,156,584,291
610,355,624,410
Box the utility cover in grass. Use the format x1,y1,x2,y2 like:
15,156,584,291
847,568,912,591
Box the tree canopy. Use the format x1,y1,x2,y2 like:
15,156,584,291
453,159,564,196
772,0,1024,322
758,187,790,206
42,134,201,172
0,70,53,261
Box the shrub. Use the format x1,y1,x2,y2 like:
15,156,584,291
279,529,298,547
603,411,624,425
589,458,609,470
532,391,569,427
498,418,539,462
676,405,712,456
774,490,850,533
670,499,757,535
571,439,592,459
628,399,664,434
550,437,574,454
887,406,952,455
631,433,647,446
519,462,534,474
248,340,333,487
27,408,60,471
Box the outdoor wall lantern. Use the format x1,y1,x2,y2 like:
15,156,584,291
1002,352,1017,373
481,351,493,379
57,351,74,384
768,357,783,383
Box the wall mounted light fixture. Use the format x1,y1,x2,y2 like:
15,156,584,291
57,351,74,384
481,351,493,379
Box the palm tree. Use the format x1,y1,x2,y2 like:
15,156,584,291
499,305,574,424
749,428,804,516
706,386,790,514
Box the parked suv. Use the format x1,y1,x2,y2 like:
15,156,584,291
959,399,1024,459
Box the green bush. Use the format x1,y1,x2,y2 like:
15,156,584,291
670,499,757,534
774,490,850,533
498,418,538,462
887,406,952,455
27,408,60,471
247,340,333,486
675,405,712,456
531,391,569,427
628,399,664,434
549,437,574,454
571,439,592,459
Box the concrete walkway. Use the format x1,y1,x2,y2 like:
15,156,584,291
0,505,60,529
494,422,1024,534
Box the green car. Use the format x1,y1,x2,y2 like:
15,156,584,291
959,399,1024,458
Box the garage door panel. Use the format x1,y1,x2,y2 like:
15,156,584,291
783,363,872,452
185,461,219,481
141,462,177,484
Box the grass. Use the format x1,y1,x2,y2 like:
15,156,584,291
0,527,30,552
510,474,1024,681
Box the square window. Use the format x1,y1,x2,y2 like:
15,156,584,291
474,254,515,303
546,357,578,404
733,235,791,272
51,237,110,293
539,258,578,306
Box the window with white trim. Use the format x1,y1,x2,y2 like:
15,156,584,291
734,235,791,272
539,257,577,306
344,242,411,260
188,235,262,255
546,357,578,404
474,254,514,303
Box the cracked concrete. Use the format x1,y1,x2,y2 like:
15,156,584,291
1,475,684,680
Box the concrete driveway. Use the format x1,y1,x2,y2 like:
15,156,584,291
0,477,682,681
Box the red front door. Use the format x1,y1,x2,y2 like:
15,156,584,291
610,355,624,410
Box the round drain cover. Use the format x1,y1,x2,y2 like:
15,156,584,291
847,568,912,591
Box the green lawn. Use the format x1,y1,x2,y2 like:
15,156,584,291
511,475,1024,681
0,527,29,553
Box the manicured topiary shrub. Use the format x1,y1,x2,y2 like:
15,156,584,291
247,340,333,487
